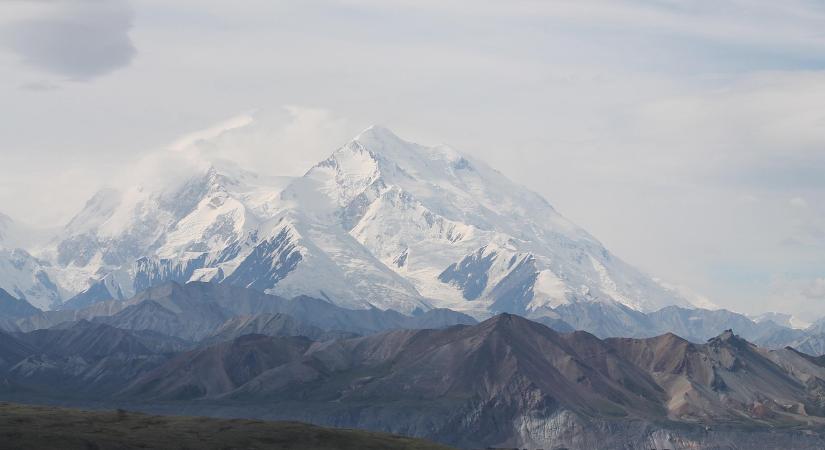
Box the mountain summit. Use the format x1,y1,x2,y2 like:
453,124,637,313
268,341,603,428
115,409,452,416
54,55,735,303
5,127,693,316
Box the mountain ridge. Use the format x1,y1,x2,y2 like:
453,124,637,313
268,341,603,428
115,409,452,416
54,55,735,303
4,313,825,448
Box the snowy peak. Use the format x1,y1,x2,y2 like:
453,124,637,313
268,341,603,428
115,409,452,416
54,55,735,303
354,125,467,170
0,213,62,310
287,126,692,315
308,125,476,212
302,140,382,210
0,247,60,310
51,163,289,268
352,125,427,162
62,188,122,238
349,126,594,244
350,126,480,194
353,124,401,145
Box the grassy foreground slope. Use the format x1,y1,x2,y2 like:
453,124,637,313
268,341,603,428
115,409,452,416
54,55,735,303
0,402,455,450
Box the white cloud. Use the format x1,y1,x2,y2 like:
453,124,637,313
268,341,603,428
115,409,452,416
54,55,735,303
169,113,255,152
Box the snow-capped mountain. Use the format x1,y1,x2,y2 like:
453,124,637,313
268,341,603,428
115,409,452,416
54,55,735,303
0,213,61,310
41,162,291,300
0,248,59,310
6,126,695,316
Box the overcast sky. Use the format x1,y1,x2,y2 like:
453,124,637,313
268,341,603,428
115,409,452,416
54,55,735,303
1,0,824,318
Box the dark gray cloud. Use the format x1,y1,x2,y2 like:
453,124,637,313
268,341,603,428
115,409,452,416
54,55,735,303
4,0,136,80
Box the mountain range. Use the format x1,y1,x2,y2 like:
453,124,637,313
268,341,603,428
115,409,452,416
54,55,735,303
4,126,825,448
1,126,698,320
2,126,824,353
2,280,821,355
2,311,825,449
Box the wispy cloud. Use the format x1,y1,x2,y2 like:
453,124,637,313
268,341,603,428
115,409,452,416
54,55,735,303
169,113,256,153
169,106,352,177
110,106,352,194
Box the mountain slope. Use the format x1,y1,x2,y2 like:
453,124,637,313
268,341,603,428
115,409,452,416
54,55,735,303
607,331,819,421
17,320,188,357
0,248,61,311
0,330,34,371
0,288,39,320
4,322,180,396
124,334,313,400
201,313,356,345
